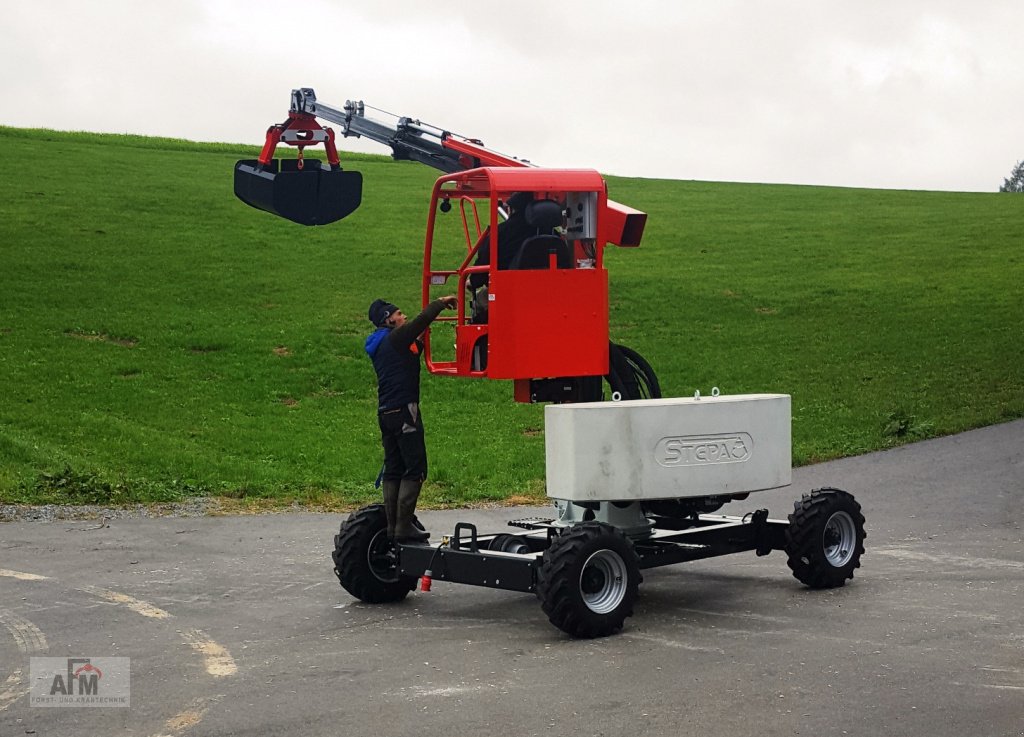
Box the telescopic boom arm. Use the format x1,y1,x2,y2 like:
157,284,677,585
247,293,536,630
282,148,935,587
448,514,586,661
235,88,646,245
289,88,530,174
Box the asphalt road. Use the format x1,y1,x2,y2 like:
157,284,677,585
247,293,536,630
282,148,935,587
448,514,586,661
2,420,1022,737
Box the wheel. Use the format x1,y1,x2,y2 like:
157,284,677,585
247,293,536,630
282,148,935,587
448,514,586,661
332,504,417,603
785,488,866,589
536,522,641,638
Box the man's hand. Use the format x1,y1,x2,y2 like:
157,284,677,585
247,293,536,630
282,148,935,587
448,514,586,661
439,295,458,309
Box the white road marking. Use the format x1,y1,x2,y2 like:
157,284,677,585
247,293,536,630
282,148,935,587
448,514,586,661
181,630,238,677
1,569,236,735
953,681,1024,691
165,701,209,731
411,684,486,698
145,695,224,737
622,632,726,654
873,546,1024,570
0,569,49,581
671,607,793,624
6,583,239,682
77,585,173,619
980,684,1024,691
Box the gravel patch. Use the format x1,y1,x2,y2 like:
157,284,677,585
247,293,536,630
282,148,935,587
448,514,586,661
0,497,222,523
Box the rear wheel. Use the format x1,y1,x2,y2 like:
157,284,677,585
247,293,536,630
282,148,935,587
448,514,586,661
536,522,641,638
786,488,866,588
332,504,417,603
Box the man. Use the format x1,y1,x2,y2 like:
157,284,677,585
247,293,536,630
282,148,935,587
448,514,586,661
365,295,457,542
468,191,536,291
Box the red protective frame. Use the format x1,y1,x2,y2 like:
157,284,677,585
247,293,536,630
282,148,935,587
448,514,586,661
421,167,611,384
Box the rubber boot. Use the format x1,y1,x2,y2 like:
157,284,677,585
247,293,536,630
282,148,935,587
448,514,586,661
394,479,429,542
381,479,400,540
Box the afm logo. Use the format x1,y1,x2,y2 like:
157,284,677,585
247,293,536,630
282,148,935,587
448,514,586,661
49,659,102,696
30,656,130,707
655,433,753,467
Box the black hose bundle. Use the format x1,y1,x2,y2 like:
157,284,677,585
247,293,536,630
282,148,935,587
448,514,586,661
607,342,661,400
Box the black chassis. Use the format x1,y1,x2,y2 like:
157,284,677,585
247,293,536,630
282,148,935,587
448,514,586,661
397,510,789,594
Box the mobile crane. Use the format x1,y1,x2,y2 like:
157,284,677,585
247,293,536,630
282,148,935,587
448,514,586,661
234,89,866,638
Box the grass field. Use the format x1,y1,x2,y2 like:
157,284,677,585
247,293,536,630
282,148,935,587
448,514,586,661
1,126,1022,509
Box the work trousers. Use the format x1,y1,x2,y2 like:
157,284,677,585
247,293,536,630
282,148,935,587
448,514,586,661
378,402,427,482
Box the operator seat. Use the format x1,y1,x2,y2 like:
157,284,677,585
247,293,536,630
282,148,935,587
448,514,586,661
509,235,572,270
508,199,570,270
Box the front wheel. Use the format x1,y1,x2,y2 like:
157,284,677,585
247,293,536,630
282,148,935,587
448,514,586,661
536,522,641,638
332,504,417,603
786,488,866,589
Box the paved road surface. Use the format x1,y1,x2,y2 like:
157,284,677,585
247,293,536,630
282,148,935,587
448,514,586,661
1,420,1022,737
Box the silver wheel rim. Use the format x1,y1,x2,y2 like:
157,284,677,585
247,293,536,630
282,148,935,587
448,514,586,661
579,549,628,614
367,529,401,583
823,511,857,567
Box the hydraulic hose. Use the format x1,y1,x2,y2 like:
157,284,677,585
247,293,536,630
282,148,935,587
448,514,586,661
607,343,661,400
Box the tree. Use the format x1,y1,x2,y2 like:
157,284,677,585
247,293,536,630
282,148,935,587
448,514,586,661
999,160,1024,192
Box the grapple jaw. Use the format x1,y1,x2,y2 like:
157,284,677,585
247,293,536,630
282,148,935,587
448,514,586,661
233,112,363,226
234,159,362,226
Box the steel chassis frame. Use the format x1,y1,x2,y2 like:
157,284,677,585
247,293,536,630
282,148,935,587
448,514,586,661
396,511,790,594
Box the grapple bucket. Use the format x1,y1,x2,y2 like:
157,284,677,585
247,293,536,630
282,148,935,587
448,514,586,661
234,159,362,226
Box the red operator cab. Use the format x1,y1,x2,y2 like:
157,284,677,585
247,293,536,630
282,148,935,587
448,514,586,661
420,167,636,401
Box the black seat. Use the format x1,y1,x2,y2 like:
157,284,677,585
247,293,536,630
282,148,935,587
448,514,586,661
508,235,572,270
508,199,570,270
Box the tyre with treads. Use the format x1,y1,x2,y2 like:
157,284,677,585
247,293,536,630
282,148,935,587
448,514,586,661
332,504,417,603
785,487,866,588
536,522,641,638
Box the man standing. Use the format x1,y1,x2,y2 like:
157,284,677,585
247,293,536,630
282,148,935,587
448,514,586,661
365,295,457,542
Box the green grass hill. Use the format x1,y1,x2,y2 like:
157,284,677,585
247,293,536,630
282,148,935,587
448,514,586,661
1,126,1022,508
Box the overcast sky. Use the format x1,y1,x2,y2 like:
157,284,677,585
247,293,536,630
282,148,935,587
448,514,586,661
3,1,1022,192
